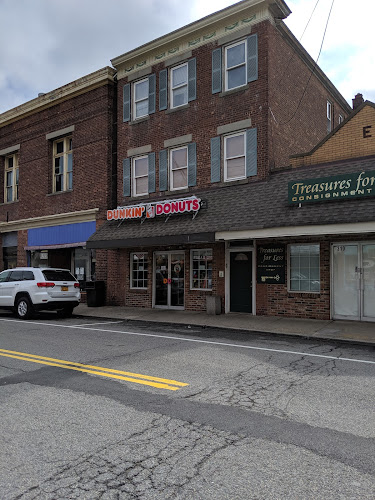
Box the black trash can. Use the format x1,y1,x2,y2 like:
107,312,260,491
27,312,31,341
85,281,106,307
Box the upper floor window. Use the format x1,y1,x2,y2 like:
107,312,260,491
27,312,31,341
225,40,247,91
327,101,332,133
224,132,246,182
132,155,149,197
159,58,196,111
339,114,344,124
133,78,149,119
212,34,258,94
170,63,188,108
4,153,19,203
170,146,188,190
53,136,72,193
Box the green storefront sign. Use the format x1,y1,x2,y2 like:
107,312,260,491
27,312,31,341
288,169,375,204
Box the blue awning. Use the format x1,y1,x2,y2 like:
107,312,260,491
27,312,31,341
27,221,96,248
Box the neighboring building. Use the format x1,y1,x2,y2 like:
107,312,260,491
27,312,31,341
0,67,116,283
87,0,353,316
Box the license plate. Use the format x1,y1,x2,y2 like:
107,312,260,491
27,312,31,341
61,286,68,291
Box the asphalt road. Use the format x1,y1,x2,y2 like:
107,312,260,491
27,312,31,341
0,311,374,499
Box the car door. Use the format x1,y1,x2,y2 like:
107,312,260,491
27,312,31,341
0,270,12,306
2,270,25,306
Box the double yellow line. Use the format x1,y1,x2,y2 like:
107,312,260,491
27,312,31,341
0,348,188,391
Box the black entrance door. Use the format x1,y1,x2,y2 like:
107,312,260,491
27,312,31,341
230,252,252,313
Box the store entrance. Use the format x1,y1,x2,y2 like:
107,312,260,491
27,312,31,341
154,252,185,309
230,251,252,313
332,243,375,321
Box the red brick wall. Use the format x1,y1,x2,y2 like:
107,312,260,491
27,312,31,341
268,23,349,169
0,83,115,226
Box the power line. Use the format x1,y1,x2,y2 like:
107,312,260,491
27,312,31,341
278,0,336,126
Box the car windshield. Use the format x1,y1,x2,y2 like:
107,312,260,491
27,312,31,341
42,270,76,282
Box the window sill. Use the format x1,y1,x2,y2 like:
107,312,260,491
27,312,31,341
219,84,249,98
165,103,190,114
1,200,19,206
212,178,253,188
164,187,190,195
129,116,150,125
47,190,73,197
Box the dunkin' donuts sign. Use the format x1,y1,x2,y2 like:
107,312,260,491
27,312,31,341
107,196,201,221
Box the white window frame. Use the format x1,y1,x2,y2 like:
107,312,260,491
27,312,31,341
288,244,320,293
53,136,72,193
338,114,344,124
327,101,332,132
130,252,148,289
170,62,188,109
190,249,213,291
225,39,247,91
169,146,188,191
4,153,19,203
133,78,149,119
224,131,246,182
132,155,149,197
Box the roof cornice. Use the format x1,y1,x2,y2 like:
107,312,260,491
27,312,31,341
0,67,115,128
111,0,290,69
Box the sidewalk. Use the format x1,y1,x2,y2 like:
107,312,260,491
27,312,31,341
74,304,375,345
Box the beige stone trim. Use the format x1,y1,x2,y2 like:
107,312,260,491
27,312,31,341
164,134,192,148
127,67,152,82
46,125,75,140
0,144,20,156
216,221,375,240
0,208,99,233
0,67,115,127
127,145,152,157
217,25,253,46
164,51,192,68
217,119,252,135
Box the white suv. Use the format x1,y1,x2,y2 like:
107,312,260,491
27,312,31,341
0,267,81,319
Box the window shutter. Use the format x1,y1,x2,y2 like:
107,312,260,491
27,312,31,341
159,69,168,111
123,84,131,122
246,128,257,177
188,58,197,102
187,142,197,187
210,137,221,183
123,158,131,197
247,33,258,83
148,152,156,193
159,149,168,191
212,48,222,94
148,74,156,114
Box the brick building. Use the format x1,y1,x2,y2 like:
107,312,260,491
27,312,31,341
0,67,115,282
87,0,357,318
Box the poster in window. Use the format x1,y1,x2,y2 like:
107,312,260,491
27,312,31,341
257,244,286,284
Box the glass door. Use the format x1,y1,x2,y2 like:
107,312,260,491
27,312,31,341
362,244,375,321
154,251,184,309
332,243,375,321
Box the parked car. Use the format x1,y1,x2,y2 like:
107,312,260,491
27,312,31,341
0,267,80,319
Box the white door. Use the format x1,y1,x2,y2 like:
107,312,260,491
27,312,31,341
153,252,185,309
332,243,375,321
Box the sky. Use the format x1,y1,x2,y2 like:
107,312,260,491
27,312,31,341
0,0,374,114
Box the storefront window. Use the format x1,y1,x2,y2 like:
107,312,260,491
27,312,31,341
191,249,213,290
74,248,95,282
289,244,320,292
131,253,148,289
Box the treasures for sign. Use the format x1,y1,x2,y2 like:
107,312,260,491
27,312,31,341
288,170,375,204
107,196,201,221
256,244,286,284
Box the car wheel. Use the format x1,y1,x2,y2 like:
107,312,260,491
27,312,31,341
16,296,33,320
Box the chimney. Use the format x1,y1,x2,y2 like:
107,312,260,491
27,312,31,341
352,93,364,110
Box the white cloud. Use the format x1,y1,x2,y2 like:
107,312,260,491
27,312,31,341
0,0,374,113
